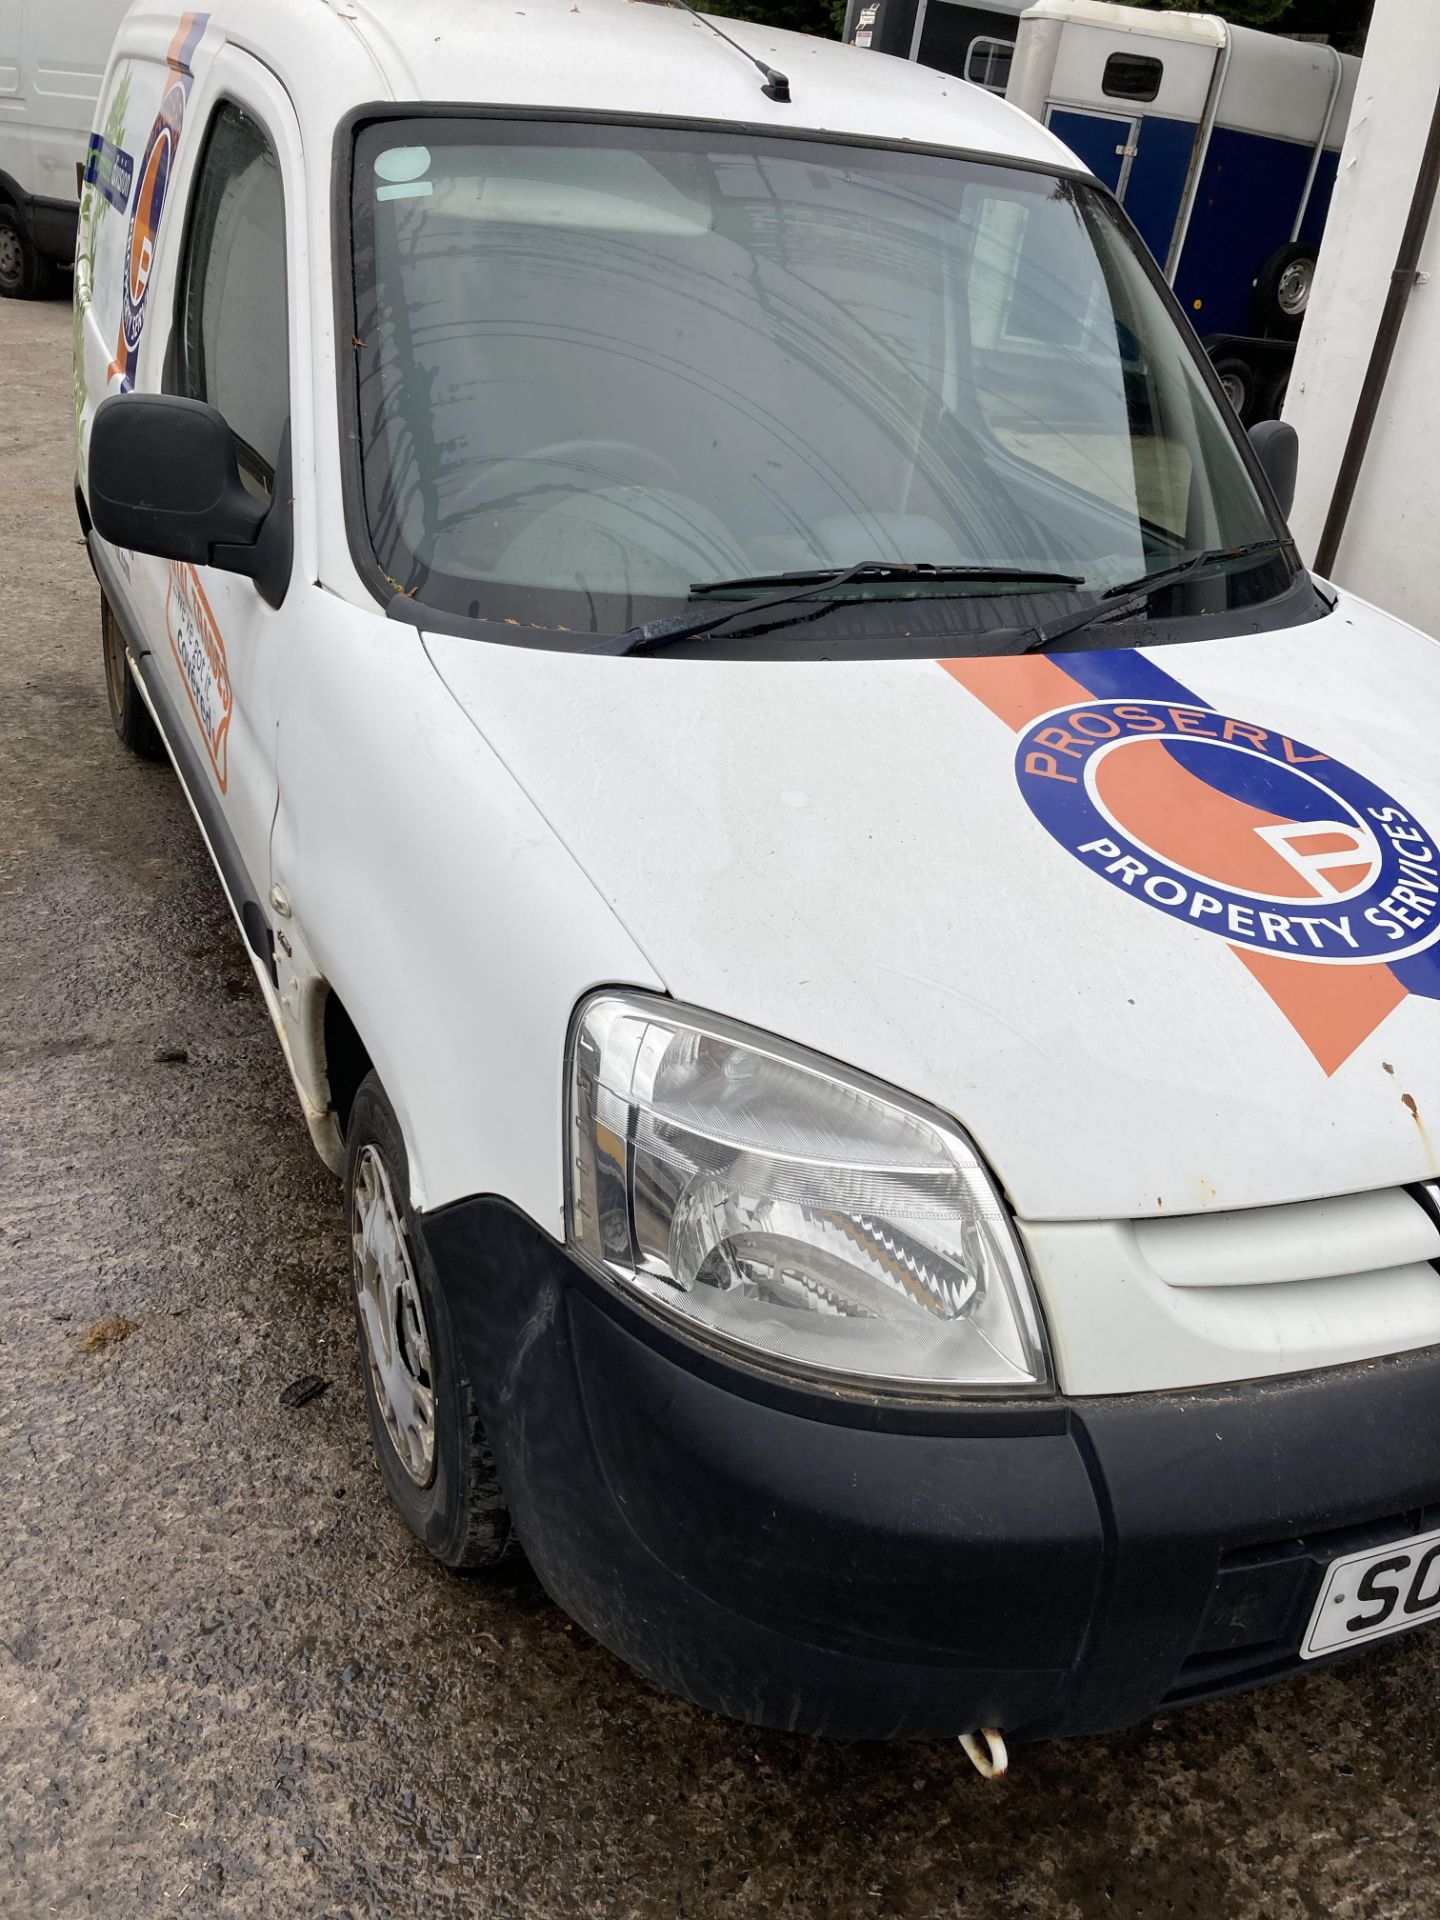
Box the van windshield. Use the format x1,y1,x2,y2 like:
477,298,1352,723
349,120,1286,642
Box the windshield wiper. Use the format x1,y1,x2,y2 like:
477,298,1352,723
1014,537,1292,656
600,561,1085,657
688,562,1084,598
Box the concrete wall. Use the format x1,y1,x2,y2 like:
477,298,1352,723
1284,0,1440,634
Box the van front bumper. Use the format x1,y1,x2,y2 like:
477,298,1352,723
420,1197,1440,1742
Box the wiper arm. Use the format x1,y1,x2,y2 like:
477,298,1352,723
600,561,1085,658
687,562,1084,597
1015,538,1291,656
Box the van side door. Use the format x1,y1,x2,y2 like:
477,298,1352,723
117,48,310,978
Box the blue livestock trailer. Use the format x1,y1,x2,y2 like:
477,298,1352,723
845,0,1359,422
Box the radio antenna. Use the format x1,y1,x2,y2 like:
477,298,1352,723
665,0,791,102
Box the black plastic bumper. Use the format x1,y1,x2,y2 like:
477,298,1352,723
420,1196,1440,1741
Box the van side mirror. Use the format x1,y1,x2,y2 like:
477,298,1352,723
89,393,292,608
1247,418,1299,521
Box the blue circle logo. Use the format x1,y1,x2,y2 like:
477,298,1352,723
1015,697,1440,964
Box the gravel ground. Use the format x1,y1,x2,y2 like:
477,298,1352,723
4,294,1440,1920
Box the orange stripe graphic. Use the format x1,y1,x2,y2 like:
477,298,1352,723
940,655,1093,731
166,11,199,67
1231,947,1408,1075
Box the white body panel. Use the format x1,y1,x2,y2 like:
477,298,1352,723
423,604,1440,1230
266,593,663,1230
75,0,1440,1403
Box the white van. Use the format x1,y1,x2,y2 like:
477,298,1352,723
0,0,131,296
76,0,1440,1753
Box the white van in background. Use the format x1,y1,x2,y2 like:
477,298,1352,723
0,0,130,296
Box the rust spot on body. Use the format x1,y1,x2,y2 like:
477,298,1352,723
1400,1092,1438,1177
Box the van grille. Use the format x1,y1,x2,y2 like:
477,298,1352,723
1134,1185,1440,1291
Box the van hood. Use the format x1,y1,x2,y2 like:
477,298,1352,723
424,599,1440,1220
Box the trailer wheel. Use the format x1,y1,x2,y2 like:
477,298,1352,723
1253,244,1317,339
0,205,59,300
1211,354,1255,424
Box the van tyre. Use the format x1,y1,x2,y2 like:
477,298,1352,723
1253,243,1317,339
102,595,164,759
344,1072,516,1570
0,205,59,300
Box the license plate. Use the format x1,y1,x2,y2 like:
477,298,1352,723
1302,1524,1440,1659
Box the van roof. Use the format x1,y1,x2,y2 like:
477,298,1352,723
221,0,1076,171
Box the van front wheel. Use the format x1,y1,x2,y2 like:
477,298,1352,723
344,1073,516,1570
0,206,59,300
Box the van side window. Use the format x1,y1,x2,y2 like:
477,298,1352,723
1102,54,1163,103
172,102,287,497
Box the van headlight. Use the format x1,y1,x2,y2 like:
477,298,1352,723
565,993,1050,1391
